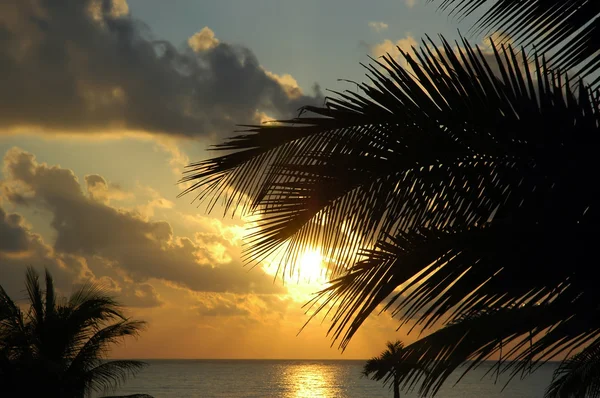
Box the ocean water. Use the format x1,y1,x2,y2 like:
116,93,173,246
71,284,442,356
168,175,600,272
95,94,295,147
102,360,558,398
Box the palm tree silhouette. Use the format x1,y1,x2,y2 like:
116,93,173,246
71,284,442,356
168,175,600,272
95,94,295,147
0,267,148,398
363,340,425,398
180,1,600,396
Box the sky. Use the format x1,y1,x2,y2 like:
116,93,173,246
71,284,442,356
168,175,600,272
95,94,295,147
0,0,484,359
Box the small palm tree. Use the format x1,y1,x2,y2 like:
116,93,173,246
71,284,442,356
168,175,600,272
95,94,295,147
363,340,425,398
0,267,147,398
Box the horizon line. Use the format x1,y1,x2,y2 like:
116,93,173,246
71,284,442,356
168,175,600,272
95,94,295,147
109,358,563,363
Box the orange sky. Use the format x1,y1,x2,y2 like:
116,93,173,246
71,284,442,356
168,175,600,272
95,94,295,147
0,0,445,360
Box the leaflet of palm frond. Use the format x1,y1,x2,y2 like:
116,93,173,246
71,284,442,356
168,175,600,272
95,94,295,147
545,340,600,398
62,298,128,360
427,0,600,85
306,204,595,350
85,360,148,395
391,303,600,397
0,285,26,360
25,267,44,331
182,37,598,281
66,321,146,392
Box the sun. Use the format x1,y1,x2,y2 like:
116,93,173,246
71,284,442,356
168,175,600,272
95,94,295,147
297,249,326,283
260,247,329,302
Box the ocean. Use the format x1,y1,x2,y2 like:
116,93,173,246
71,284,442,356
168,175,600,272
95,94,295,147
101,360,558,398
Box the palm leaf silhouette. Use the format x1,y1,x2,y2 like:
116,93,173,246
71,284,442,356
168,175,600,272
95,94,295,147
546,340,600,398
427,0,600,86
182,35,599,396
0,267,148,397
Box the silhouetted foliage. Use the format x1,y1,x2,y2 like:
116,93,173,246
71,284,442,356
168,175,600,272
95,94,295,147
546,340,600,398
181,1,599,397
0,267,148,398
426,0,600,86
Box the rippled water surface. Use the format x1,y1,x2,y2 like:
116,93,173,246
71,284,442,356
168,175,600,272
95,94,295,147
103,359,557,398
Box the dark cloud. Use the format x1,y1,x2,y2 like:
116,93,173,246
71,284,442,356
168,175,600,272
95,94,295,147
0,204,163,308
0,206,29,252
0,0,322,137
1,147,283,295
85,174,107,189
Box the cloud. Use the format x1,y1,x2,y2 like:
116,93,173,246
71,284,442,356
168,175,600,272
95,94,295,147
88,0,130,21
0,0,322,138
188,26,220,52
153,137,191,177
192,292,293,326
263,70,304,100
0,204,163,308
0,206,29,252
195,294,251,318
371,35,418,61
368,21,389,32
1,147,283,295
85,174,134,204
368,32,519,82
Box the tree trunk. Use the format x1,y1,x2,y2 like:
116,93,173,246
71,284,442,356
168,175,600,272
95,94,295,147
393,374,400,398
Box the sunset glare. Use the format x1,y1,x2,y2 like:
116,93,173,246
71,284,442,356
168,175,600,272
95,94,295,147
298,249,326,284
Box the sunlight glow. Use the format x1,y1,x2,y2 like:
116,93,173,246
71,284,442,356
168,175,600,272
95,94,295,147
261,247,330,303
297,249,326,283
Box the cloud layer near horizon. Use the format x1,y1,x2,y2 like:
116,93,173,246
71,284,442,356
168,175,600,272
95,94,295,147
0,147,283,304
0,0,323,138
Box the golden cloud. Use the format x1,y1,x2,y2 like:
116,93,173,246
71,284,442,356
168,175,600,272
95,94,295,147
371,35,418,61
188,27,220,52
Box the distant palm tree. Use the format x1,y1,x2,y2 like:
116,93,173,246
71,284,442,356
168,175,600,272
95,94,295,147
0,267,147,398
363,340,425,398
180,0,600,396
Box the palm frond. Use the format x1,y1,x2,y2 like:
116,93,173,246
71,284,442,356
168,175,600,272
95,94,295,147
388,302,600,397
427,0,600,86
25,267,44,329
182,37,599,282
307,210,595,349
82,360,147,395
183,34,599,396
0,284,22,330
545,340,600,398
0,285,27,360
67,320,146,377
44,269,55,319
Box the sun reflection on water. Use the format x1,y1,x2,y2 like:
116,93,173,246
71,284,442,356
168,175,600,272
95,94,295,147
283,363,338,398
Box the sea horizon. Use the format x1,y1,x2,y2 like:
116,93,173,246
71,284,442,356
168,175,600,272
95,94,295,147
110,358,563,363
102,359,559,398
